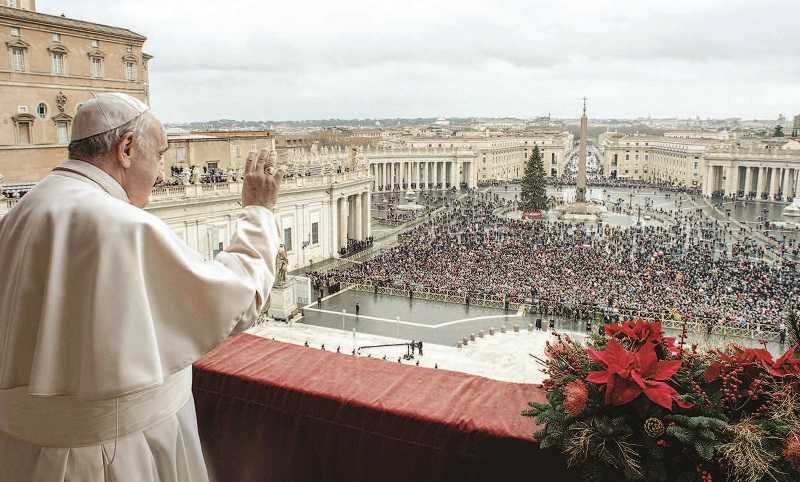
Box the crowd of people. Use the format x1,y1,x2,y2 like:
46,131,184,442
338,237,375,258
328,193,797,333
545,175,702,194
156,165,238,187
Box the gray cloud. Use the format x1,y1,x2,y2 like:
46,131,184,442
45,0,800,122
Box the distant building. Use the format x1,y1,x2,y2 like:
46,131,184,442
598,132,800,201
0,2,151,182
381,129,574,181
664,129,730,141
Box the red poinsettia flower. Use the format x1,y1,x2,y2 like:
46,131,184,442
765,346,800,378
703,346,798,382
587,339,691,411
605,319,679,353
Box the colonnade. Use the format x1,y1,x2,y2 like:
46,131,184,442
368,160,475,191
703,163,800,201
335,191,371,251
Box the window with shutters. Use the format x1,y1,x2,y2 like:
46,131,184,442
52,52,64,74
91,57,103,78
125,61,137,81
11,47,25,71
56,122,69,144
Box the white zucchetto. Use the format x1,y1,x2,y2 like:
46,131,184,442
71,93,150,142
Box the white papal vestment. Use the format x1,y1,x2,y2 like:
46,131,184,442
0,160,279,481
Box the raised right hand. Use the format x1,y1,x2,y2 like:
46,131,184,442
242,149,285,210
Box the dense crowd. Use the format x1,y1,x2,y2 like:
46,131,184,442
328,194,798,332
339,237,375,258
546,175,702,194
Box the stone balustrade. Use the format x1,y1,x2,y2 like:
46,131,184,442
0,169,372,216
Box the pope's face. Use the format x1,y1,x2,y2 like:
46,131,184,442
126,114,167,208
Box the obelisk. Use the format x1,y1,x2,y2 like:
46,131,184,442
576,97,588,203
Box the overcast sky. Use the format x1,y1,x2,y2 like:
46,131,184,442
46,0,800,123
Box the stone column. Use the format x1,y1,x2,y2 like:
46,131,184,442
354,194,363,241
338,197,348,251
724,165,736,197
743,166,752,196
422,162,428,190
795,169,800,199
757,167,767,199
361,191,370,239
349,195,356,241
769,168,780,200
447,162,453,187
327,197,335,259
782,168,791,200
703,164,713,196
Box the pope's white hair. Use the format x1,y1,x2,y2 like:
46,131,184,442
67,113,159,161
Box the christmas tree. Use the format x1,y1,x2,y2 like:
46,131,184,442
520,145,548,212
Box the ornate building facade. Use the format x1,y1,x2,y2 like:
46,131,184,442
364,146,478,191
1,167,373,268
380,129,574,183
598,131,800,200
0,2,150,183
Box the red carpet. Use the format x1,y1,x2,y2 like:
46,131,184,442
193,333,568,482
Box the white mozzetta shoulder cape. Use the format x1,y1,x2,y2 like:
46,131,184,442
0,160,278,400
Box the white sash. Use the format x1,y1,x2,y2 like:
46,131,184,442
0,367,192,448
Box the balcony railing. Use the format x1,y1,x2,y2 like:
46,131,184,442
148,169,371,203
0,170,373,215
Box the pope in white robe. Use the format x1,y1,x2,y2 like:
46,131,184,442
0,94,284,482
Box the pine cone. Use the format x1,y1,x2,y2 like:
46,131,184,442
644,417,665,438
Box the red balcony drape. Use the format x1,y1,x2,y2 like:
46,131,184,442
193,334,567,482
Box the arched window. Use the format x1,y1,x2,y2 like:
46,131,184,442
36,102,47,119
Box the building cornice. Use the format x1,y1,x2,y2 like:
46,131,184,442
5,37,30,49
0,6,146,43
46,42,68,54
51,112,72,123
12,112,35,123
87,47,105,59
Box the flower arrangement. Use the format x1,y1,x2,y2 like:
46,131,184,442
523,319,800,482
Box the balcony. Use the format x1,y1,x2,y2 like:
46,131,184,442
151,169,371,203
193,333,567,482
0,169,372,217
